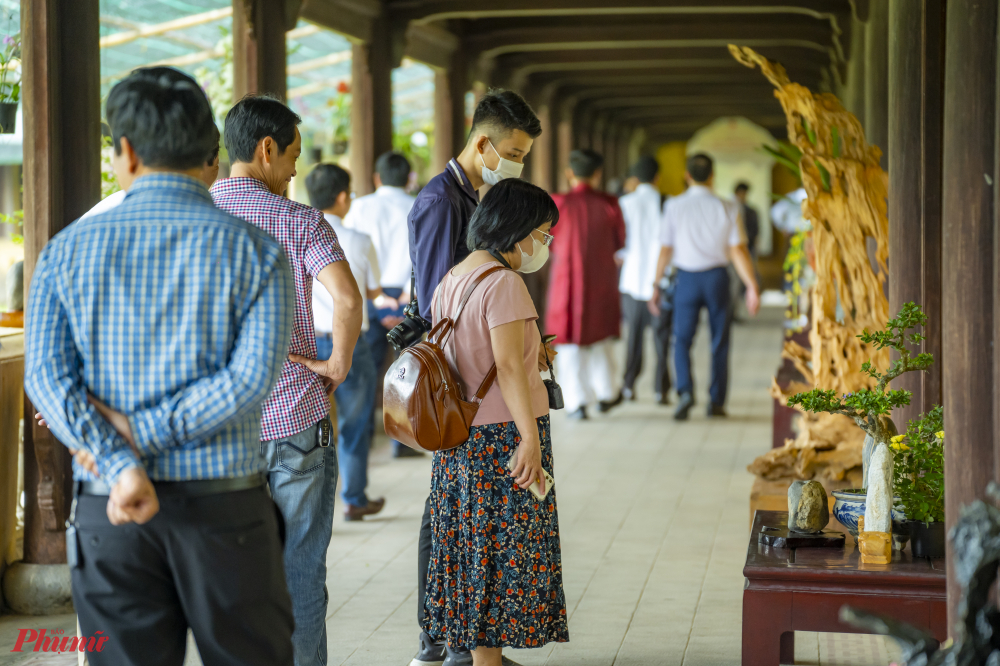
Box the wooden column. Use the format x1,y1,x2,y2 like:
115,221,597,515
21,0,101,564
865,0,889,167
844,11,867,127
350,20,393,196
618,126,632,183
556,101,574,193
432,48,468,176
941,0,997,633
532,101,554,192
602,122,617,188
232,0,288,100
887,0,945,427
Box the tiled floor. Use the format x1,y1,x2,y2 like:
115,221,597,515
0,307,903,665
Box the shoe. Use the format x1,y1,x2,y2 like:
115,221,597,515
409,631,445,666
598,392,624,413
567,406,588,420
707,403,727,417
622,387,636,401
674,392,694,421
344,497,385,521
655,392,671,406
442,646,472,666
394,446,425,458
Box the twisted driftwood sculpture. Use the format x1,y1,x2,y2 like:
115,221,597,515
731,45,889,483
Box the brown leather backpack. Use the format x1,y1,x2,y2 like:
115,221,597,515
383,265,506,452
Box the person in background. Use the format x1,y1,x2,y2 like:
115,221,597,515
212,94,364,666
652,153,759,421
343,151,417,458
425,178,568,666
733,182,759,258
25,67,295,665
406,88,542,666
546,149,626,420
306,163,386,522
618,156,672,405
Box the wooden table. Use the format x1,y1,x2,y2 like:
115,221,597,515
743,510,946,666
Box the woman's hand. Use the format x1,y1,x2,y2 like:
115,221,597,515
511,438,545,495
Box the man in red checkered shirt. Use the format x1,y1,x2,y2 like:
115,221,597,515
212,95,363,666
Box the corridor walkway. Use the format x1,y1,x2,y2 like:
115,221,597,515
0,306,900,666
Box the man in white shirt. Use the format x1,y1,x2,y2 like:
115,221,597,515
342,151,417,457
618,156,672,404
306,163,386,521
652,153,759,420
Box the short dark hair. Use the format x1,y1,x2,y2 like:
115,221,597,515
570,149,604,178
686,153,713,183
305,164,351,211
206,124,221,164
467,179,559,254
224,94,302,164
106,67,217,170
734,181,750,194
470,89,542,141
631,156,659,183
376,151,410,187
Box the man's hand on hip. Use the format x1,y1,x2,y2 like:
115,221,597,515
290,354,351,394
108,466,159,525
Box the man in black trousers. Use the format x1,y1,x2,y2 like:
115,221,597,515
24,67,295,665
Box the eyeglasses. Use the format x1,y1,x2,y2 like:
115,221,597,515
534,228,555,247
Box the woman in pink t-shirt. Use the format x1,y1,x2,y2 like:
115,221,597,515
424,179,569,665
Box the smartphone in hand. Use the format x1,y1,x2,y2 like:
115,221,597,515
507,455,554,500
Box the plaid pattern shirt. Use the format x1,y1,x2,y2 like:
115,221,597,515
211,177,346,440
24,174,294,485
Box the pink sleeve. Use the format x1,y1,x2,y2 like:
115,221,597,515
481,272,538,329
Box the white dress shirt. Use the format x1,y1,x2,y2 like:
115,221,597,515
80,189,126,219
618,183,665,301
342,185,415,289
313,213,380,334
661,184,746,273
771,187,810,234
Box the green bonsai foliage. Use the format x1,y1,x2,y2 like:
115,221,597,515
787,302,934,442
890,406,944,524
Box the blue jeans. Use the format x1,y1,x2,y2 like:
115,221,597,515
331,335,378,507
262,420,338,666
673,267,732,406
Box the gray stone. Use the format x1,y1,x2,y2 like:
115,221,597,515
2,562,74,615
788,480,830,533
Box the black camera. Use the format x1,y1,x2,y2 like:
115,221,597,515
387,297,432,352
544,377,564,410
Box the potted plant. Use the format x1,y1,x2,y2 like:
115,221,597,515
891,406,945,558
0,33,20,133
788,302,933,539
328,81,351,155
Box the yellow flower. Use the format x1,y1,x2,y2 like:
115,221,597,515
889,435,909,452
891,434,905,443
935,431,944,439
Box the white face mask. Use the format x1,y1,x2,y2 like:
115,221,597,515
517,236,549,274
480,139,523,186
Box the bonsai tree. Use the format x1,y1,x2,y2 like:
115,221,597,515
787,301,934,459
891,406,944,525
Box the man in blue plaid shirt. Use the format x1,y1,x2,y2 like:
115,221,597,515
24,68,296,665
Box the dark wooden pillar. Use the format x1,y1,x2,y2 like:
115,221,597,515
865,0,889,167
941,0,997,634
887,0,945,428
350,20,393,196
532,100,554,192
233,0,288,100
21,0,101,564
432,47,468,175
557,100,575,192
844,10,867,127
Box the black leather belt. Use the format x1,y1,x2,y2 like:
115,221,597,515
77,473,265,497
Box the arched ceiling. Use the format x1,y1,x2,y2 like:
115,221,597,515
385,0,854,148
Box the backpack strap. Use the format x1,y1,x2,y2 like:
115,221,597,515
434,264,507,347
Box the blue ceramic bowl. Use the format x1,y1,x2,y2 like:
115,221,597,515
831,489,905,538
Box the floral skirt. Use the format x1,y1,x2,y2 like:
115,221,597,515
422,415,569,650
